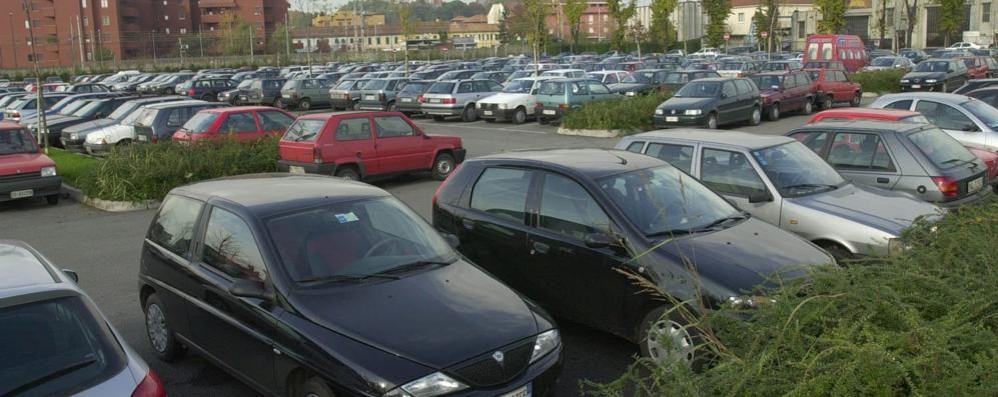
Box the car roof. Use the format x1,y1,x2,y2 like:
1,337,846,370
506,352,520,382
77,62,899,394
0,240,71,298
0,120,26,131
298,110,384,120
172,174,391,217
473,148,664,179
877,92,971,103
798,119,929,133
813,108,922,118
144,99,211,109
628,128,795,149
202,105,281,114
756,70,794,76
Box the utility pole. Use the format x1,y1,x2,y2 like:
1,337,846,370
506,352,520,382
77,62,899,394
285,12,291,62
198,25,204,58
9,12,18,69
249,24,255,62
179,38,185,65
22,0,48,153
152,31,157,62
76,15,85,65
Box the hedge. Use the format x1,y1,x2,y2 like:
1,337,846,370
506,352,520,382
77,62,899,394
562,91,672,133
77,138,278,202
582,201,998,396
850,68,909,94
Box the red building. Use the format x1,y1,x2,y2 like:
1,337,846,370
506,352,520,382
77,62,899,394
544,0,613,42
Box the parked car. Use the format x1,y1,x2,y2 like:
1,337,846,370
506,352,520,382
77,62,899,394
788,121,992,207
280,78,333,111
240,77,287,107
617,129,940,258
0,123,60,205
138,175,561,397
863,56,914,71
39,96,137,148
471,70,510,84
60,96,186,152
83,100,224,154
142,73,194,95
432,148,834,363
653,77,762,129
172,106,295,143
804,68,863,109
435,69,481,81
661,70,722,92
540,69,588,79
277,111,465,181
901,48,929,64
3,94,68,123
420,79,503,122
948,41,982,50
535,78,619,125
953,78,998,94
803,60,847,70
393,80,435,116
807,107,929,124
0,240,167,396
356,77,412,111
327,78,370,111
869,92,998,152
184,77,234,102
763,60,804,71
219,79,255,105
586,70,631,85
477,76,557,124
716,60,762,78
899,59,969,92
613,69,671,96
751,70,816,120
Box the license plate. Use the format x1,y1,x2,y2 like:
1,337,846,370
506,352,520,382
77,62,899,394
401,98,412,102
484,110,493,115
430,98,441,103
968,177,984,192
666,116,679,122
289,166,305,174
542,109,556,115
500,384,532,397
10,189,33,199
137,135,148,142
239,96,248,101
911,84,921,89
365,95,375,100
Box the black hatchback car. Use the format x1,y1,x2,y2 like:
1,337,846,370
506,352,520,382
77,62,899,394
653,77,762,129
432,149,833,364
138,174,562,397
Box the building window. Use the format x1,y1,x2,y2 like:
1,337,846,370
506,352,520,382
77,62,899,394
100,0,108,7
165,27,170,34
101,16,110,26
164,15,169,20
798,21,805,38
885,8,894,27
984,3,991,22
588,14,593,22
589,27,594,33
180,28,187,34
82,0,86,8
82,16,88,26
179,11,185,20
738,13,744,22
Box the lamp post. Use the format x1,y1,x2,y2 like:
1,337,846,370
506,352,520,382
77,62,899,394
9,12,18,69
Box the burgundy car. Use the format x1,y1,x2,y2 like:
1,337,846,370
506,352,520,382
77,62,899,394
751,70,817,121
0,122,60,205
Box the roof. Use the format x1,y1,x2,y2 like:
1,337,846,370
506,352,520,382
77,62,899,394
877,92,972,104
0,121,24,130
474,149,665,179
628,129,795,150
202,106,282,113
143,100,211,109
813,108,921,118
299,110,389,120
796,119,929,133
0,240,60,292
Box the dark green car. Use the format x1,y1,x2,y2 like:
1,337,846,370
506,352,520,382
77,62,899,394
534,78,619,125
653,77,762,129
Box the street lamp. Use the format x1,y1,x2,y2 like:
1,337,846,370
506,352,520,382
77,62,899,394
9,12,18,69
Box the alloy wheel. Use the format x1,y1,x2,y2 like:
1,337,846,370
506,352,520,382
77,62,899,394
146,303,169,353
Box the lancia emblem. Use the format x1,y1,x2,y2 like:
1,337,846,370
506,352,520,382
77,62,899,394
670,109,676,115
492,351,504,364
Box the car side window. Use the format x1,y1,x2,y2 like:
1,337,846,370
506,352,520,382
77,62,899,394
605,74,618,84
201,207,268,283
884,100,913,110
259,111,295,131
470,168,533,224
374,116,415,138
473,80,491,92
148,195,203,256
489,81,504,91
335,117,372,141
165,109,183,128
699,148,768,197
974,93,998,108
784,75,796,89
721,82,737,98
835,70,848,82
588,82,610,94
538,173,610,240
646,143,694,173
302,80,316,89
220,112,258,134
790,131,829,154
914,101,978,131
625,141,645,153
734,80,751,95
212,80,228,88
827,132,894,171
458,82,474,93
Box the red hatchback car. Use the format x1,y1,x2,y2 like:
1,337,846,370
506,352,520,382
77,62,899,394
0,122,61,205
277,111,466,181
172,106,296,143
805,68,863,109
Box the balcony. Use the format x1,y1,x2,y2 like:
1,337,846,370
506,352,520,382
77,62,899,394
198,0,236,7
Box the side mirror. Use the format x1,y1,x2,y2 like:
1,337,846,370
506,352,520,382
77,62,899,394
720,92,728,99
748,190,774,203
584,232,625,252
229,279,275,301
62,269,79,283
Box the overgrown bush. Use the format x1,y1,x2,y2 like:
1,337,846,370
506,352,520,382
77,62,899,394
78,138,278,202
850,68,908,94
583,201,998,396
563,91,672,133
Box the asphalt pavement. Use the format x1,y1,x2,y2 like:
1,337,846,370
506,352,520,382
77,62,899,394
0,104,846,396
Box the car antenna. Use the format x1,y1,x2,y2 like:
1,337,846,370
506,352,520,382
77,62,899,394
607,150,628,165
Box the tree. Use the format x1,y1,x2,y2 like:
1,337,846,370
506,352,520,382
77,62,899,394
395,0,413,75
751,0,778,51
218,14,253,56
815,0,847,33
937,0,965,46
268,23,290,64
875,0,888,48
902,0,919,48
564,0,588,52
650,0,678,51
703,0,731,48
607,0,637,51
522,0,549,71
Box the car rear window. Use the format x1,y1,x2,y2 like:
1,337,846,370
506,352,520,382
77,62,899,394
364,79,389,90
282,119,326,142
0,296,126,397
399,82,428,94
182,112,219,133
907,127,977,169
426,82,455,94
281,80,299,90
538,81,565,95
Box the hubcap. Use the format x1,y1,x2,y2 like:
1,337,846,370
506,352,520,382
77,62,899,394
752,109,760,124
708,116,717,129
437,159,453,175
646,319,694,365
146,303,169,353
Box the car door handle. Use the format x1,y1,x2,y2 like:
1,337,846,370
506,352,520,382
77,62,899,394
531,241,550,255
876,177,890,184
461,218,475,230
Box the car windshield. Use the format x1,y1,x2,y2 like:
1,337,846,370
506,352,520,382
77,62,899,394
237,80,254,89
426,82,455,94
907,127,977,169
399,83,428,94
59,100,89,115
364,79,389,90
915,61,950,72
871,57,895,66
664,73,689,83
962,99,998,129
675,81,720,97
597,166,742,236
752,142,846,197
510,71,532,79
107,101,141,120
720,62,746,70
622,73,650,83
0,296,125,397
0,128,38,154
181,112,218,133
333,80,355,90
282,118,325,142
268,197,457,283
503,79,535,93
281,80,299,90
74,101,104,116
752,75,783,89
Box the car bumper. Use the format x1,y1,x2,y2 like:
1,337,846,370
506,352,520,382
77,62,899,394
937,184,994,209
0,176,62,202
395,100,422,113
276,160,339,175
900,83,945,92
61,137,88,153
476,107,516,121
422,105,464,116
84,142,114,155
653,113,709,128
450,344,562,397
536,108,565,121
356,100,389,111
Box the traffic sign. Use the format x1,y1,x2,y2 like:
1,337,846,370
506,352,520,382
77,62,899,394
761,31,769,39
723,32,730,41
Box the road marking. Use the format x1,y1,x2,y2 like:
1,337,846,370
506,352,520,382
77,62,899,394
413,121,548,134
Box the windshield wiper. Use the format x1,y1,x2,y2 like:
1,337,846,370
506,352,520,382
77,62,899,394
5,356,97,395
377,260,453,275
942,158,978,168
695,213,749,231
783,183,839,192
297,273,401,285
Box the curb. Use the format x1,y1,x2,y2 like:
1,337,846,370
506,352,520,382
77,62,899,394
556,127,628,138
861,92,880,98
61,184,160,212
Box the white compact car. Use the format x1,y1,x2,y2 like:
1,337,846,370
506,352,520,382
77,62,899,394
475,76,558,124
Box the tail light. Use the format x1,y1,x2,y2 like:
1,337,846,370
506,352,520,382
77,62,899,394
187,89,195,97
442,98,456,105
931,176,959,197
558,103,569,110
11,111,20,118
313,146,323,164
417,95,425,103
131,371,167,397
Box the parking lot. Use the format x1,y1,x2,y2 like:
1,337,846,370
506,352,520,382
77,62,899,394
0,107,839,396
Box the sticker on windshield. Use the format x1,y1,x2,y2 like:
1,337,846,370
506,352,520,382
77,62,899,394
335,212,359,223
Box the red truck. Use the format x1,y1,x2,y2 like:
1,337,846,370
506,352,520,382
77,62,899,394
805,68,863,109
0,122,61,205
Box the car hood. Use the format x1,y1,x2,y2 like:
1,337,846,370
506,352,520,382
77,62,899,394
786,183,939,234
289,260,540,369
660,97,714,110
86,124,134,143
904,71,947,80
45,116,86,129
655,218,833,294
0,152,54,174
479,92,532,104
63,118,117,135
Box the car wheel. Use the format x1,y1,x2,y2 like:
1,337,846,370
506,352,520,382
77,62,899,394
299,377,336,397
203,94,216,102
461,105,477,122
803,99,813,115
822,97,833,110
144,294,184,362
749,106,761,126
387,101,396,111
850,93,862,107
299,98,312,111
767,105,780,121
941,82,949,93
350,101,359,111
538,116,549,125
706,113,718,129
431,115,445,122
512,107,527,125
165,88,175,95
819,242,855,263
273,98,283,108
484,118,495,123
638,307,702,369
432,153,456,180
45,194,59,205
335,167,360,181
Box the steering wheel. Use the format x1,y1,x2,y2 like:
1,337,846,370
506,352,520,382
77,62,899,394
363,238,403,258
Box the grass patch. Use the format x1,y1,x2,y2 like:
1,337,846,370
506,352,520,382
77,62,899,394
850,68,909,94
47,148,97,186
562,91,672,133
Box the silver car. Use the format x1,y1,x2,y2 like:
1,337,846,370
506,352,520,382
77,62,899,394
421,79,503,122
0,240,165,397
788,120,992,208
869,92,998,152
616,129,941,258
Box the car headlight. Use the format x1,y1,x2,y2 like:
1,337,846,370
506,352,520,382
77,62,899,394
626,91,636,96
727,295,775,309
900,79,910,83
383,372,468,397
655,108,664,115
69,133,79,140
497,103,508,109
887,238,906,256
530,329,560,363
685,109,702,116
40,166,57,177
925,79,937,83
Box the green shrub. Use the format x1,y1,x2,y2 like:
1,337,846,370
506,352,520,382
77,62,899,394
583,202,998,396
562,91,672,133
78,138,278,202
850,68,909,94
47,148,97,186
